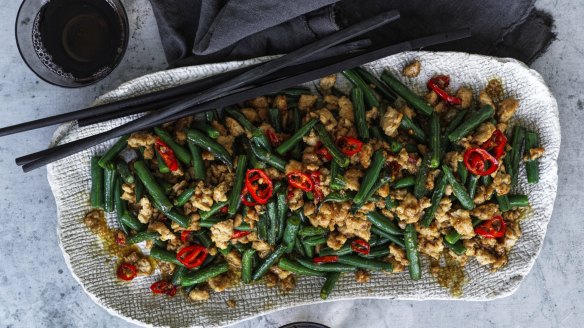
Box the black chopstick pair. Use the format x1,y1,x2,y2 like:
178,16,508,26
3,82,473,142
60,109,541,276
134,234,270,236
14,12,472,172
76,39,372,128
0,39,373,136
15,10,402,170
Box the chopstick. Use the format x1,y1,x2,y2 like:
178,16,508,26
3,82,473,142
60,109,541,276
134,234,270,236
0,40,372,136
76,39,372,128
15,10,401,168
18,28,471,172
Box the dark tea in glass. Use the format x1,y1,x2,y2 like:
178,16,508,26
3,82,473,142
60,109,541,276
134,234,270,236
16,0,129,87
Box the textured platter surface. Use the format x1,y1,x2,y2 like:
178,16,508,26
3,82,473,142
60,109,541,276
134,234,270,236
47,52,560,328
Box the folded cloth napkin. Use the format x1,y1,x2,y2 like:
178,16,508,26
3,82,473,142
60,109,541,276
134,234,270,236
149,0,555,67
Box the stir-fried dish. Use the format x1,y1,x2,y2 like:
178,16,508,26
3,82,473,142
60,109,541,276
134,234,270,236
84,59,543,301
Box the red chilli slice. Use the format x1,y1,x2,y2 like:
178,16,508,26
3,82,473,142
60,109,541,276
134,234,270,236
475,215,507,238
116,262,137,281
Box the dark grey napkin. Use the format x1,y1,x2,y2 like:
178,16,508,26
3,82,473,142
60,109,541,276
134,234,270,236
149,0,555,67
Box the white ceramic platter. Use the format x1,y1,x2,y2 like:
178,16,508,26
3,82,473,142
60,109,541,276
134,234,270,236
47,52,560,328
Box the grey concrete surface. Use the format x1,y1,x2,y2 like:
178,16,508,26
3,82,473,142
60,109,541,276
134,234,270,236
0,0,582,327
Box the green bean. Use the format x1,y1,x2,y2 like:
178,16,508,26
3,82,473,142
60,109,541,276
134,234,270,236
187,140,206,180
298,226,327,237
496,193,511,212
165,210,191,227
446,110,468,134
98,135,129,168
337,255,392,272
134,177,144,203
442,165,475,210
394,176,415,189
443,237,467,256
524,130,540,184
342,69,379,108
303,235,327,246
113,177,130,235
219,245,233,256
297,257,356,272
257,213,268,241
154,127,191,164
282,214,302,253
205,110,218,123
278,257,325,276
193,230,212,248
388,138,403,153
320,272,341,300
266,200,278,245
448,105,495,142
150,247,183,267
510,125,525,188
404,224,421,280
171,266,188,286
414,153,432,198
329,161,346,191
351,87,370,140
250,142,287,171
400,114,426,142
482,174,493,186
467,174,479,200
120,211,145,231
155,150,170,174
200,216,227,228
181,263,229,287
276,119,318,155
268,108,282,133
366,211,403,235
242,249,256,283
303,242,314,258
198,121,221,139
174,187,195,207
289,106,303,159
371,226,405,248
234,222,253,232
153,238,166,249
227,155,247,216
199,201,227,220
429,112,442,168
186,129,233,168
355,67,397,103
224,107,271,151
457,161,468,184
252,244,287,280
133,160,173,213
103,163,116,213
318,243,353,257
361,245,391,259
358,175,391,208
420,173,447,227
276,189,288,242
115,159,134,184
294,236,307,257
126,231,159,244
353,150,385,206
508,194,529,208
385,196,397,211
90,156,104,209
380,71,433,116
314,123,349,167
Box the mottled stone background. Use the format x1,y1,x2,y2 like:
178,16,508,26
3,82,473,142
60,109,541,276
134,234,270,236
0,1,581,327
